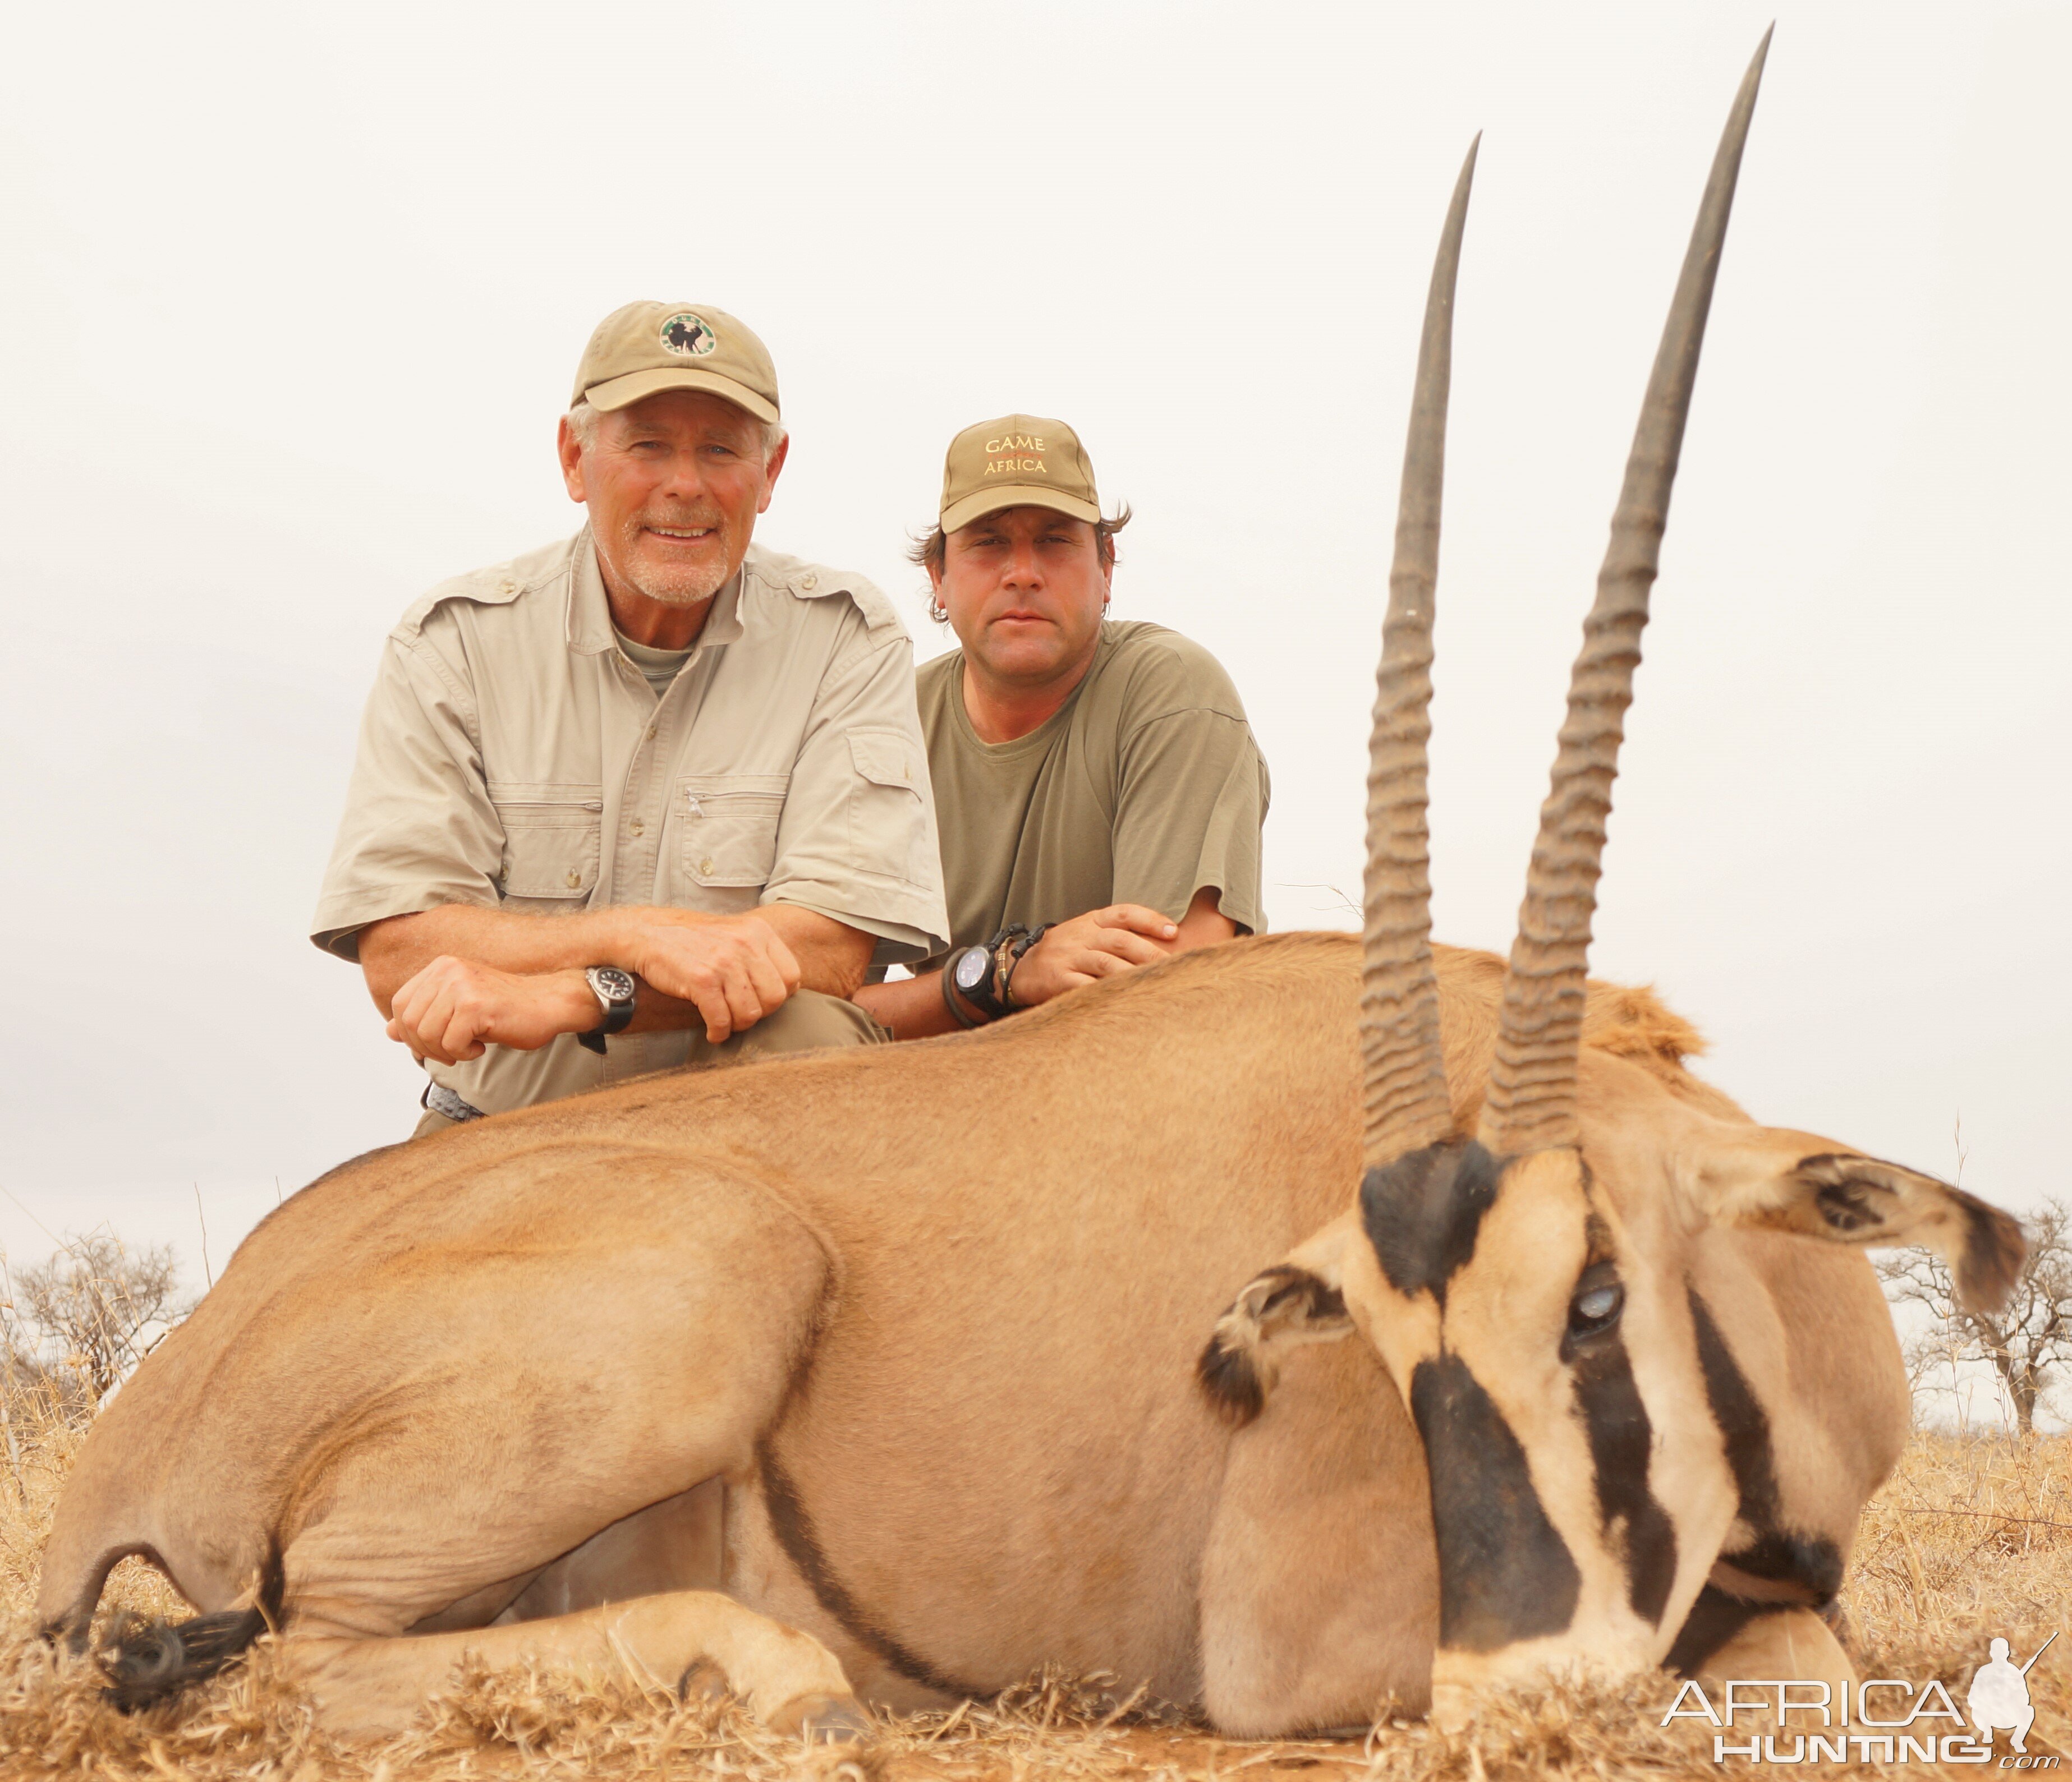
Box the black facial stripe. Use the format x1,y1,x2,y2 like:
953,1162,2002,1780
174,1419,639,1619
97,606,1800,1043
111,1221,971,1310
760,1442,979,1697
1410,1354,1581,1651
1687,1286,1780,1527
1686,1286,1842,1608
1568,1328,1678,1626
1361,1139,1503,1304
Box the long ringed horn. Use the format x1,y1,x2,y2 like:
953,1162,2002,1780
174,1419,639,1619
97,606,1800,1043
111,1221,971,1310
1361,136,1478,1170
1478,30,1772,1157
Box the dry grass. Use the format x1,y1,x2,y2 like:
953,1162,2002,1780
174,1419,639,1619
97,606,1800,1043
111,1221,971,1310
1,1392,2064,1780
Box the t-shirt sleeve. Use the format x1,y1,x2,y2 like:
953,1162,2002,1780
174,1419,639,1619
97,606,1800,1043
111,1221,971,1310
761,624,951,962
309,634,504,961
1111,704,1270,934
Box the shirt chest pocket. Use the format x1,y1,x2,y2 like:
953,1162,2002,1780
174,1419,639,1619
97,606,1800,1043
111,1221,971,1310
681,775,787,887
489,784,603,905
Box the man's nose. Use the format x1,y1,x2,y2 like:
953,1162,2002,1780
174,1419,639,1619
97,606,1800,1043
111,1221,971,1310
1001,541,1044,587
655,449,712,505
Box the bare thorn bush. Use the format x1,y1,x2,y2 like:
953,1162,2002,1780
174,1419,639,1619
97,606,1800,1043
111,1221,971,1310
1878,1197,2072,1435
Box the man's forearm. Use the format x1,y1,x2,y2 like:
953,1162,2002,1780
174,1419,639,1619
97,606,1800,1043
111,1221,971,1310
854,970,966,1040
359,902,870,1019
752,904,872,1002
360,906,624,1014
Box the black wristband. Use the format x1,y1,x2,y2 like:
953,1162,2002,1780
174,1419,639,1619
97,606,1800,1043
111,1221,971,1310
1001,923,1051,1009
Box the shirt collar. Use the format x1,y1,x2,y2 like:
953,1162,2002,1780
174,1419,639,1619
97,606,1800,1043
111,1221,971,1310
565,523,748,656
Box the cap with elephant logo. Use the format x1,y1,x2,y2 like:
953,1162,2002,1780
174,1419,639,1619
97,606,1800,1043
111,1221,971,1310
571,301,780,425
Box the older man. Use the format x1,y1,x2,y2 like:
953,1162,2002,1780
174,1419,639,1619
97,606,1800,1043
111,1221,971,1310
314,302,948,1134
856,414,1267,1037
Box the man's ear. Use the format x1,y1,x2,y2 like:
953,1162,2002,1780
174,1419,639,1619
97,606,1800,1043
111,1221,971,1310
557,413,587,504
756,431,790,512
1687,1135,2025,1313
1197,1214,1357,1427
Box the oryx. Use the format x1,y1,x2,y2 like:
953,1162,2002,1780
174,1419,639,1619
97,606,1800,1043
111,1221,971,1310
40,34,2022,1745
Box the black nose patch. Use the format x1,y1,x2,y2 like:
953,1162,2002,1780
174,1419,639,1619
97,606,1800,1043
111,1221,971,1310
1361,1139,1503,1303
1411,1353,1581,1651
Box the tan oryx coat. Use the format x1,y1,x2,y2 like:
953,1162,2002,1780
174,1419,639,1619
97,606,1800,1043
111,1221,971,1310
39,937,2006,1737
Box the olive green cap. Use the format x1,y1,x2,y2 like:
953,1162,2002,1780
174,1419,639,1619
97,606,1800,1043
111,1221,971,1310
939,413,1100,533
571,301,780,425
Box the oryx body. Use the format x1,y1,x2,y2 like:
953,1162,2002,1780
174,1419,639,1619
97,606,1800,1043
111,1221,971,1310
40,937,1960,1737
40,33,2024,1747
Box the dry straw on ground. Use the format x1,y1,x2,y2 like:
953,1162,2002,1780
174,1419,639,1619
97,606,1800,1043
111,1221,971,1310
1,1383,2064,1782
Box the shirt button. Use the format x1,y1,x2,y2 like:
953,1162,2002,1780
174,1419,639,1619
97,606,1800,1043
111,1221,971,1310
798,572,819,591
629,817,645,836
699,856,716,876
565,871,583,889
646,724,659,741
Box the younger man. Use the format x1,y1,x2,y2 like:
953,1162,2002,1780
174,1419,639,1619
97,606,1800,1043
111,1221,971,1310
858,415,1268,1037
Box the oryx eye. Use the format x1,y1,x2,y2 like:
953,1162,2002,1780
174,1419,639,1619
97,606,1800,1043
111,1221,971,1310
1567,1272,1624,1340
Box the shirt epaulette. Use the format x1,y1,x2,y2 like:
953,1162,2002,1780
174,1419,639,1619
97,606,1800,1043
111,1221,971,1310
391,549,556,644
750,548,906,639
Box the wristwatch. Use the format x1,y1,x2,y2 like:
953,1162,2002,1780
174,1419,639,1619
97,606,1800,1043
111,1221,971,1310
945,942,1007,1022
576,965,638,1055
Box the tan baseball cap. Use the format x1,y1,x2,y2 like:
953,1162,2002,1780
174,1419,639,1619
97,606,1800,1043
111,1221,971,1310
570,301,781,425
939,413,1101,533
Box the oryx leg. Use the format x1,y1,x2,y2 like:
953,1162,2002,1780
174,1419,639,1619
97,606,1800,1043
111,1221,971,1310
91,1157,868,1738
498,1479,727,1620
1198,1337,1436,1734
407,1480,725,1634
1696,1605,1853,1691
286,1590,865,1741
1670,1591,1854,1734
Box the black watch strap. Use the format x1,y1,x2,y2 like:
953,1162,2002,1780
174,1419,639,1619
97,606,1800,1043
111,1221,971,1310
577,966,637,1055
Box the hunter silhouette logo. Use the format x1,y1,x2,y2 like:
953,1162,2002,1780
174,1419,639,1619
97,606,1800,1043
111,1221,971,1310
660,313,716,357
1972,1632,2055,1754
1663,1627,2059,1766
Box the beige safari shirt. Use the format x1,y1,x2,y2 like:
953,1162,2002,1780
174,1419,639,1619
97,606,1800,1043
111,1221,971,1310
312,527,949,1115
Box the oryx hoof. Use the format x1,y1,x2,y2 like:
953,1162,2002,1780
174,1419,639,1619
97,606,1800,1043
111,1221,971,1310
677,1656,732,1706
778,1690,873,1743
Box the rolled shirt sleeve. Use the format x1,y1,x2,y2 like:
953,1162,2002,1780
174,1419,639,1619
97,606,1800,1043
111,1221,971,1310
310,636,505,961
1111,706,1270,936
762,625,948,962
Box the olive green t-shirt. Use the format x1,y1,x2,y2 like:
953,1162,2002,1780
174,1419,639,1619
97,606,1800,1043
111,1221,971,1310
915,619,1269,961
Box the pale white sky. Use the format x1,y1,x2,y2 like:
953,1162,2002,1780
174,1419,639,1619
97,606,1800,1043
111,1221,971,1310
2,2,2065,1283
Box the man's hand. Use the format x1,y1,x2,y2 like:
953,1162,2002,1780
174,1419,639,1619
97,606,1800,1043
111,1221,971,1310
1003,904,1179,1007
615,910,802,1043
387,959,598,1065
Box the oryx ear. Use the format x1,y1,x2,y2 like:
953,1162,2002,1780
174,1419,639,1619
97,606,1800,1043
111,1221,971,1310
1197,1214,1357,1427
1690,1139,2025,1313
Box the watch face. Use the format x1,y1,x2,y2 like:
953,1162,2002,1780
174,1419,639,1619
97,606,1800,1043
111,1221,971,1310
954,948,990,993
592,967,636,1001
